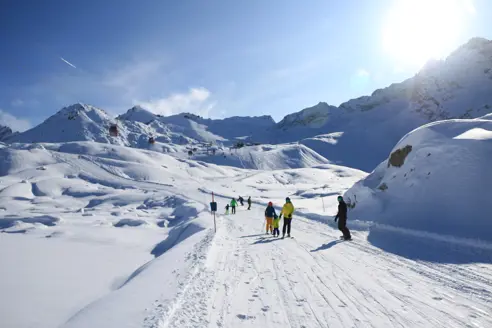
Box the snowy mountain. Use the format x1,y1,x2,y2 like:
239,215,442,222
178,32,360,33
4,38,492,173
344,114,492,241
265,37,492,171
192,143,331,170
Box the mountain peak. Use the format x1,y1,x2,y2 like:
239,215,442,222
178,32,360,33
118,105,157,124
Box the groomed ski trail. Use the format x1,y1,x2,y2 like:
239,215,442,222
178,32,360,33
151,206,492,328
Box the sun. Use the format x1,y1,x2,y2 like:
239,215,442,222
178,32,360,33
382,0,474,69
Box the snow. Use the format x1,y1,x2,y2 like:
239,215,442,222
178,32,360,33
192,143,331,170
0,135,491,328
345,115,492,241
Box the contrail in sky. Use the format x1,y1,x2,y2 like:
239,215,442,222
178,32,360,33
60,57,77,69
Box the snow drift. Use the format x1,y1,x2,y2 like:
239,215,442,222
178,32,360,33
344,115,492,241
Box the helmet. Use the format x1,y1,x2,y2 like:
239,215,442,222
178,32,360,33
337,196,343,202
286,197,291,203
268,202,273,206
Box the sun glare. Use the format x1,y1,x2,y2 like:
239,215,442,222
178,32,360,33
382,0,474,69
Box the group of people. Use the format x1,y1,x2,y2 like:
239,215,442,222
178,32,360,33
264,197,294,238
224,194,351,241
225,196,252,214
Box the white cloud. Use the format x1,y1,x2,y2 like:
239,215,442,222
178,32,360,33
136,87,214,117
0,110,32,132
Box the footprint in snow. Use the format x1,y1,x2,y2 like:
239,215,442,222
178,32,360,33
237,314,256,320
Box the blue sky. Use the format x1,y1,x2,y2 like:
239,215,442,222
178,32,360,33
0,0,490,130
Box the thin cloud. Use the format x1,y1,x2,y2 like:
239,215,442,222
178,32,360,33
60,57,77,69
0,110,32,132
136,87,214,117
11,99,24,107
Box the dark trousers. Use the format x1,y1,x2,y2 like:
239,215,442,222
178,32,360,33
272,227,279,236
282,218,292,236
338,217,351,239
231,206,236,214
248,203,251,210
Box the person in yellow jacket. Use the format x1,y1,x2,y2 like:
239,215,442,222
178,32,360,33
272,214,281,237
280,197,294,238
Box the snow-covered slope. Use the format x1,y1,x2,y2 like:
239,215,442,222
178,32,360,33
191,143,331,170
1,139,491,328
264,37,492,171
344,114,492,241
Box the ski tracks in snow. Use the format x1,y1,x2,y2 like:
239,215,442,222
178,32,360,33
143,209,492,328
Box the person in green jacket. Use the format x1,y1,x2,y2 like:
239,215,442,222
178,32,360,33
230,198,238,214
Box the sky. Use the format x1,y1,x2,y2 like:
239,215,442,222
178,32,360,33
0,0,491,131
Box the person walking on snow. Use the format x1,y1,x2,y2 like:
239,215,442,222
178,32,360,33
334,196,351,240
280,197,294,238
272,213,281,237
225,204,230,215
264,202,277,234
238,196,244,206
230,198,238,214
247,197,252,210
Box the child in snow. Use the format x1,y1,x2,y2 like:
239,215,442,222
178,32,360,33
272,214,280,237
225,204,230,215
230,198,237,214
264,202,276,234
247,196,252,210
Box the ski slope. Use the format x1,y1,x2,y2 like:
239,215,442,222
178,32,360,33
1,140,491,328
64,203,492,328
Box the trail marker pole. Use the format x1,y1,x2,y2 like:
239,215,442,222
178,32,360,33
321,197,326,212
211,192,217,233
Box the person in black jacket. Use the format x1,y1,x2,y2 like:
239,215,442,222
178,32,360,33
334,196,351,240
247,197,252,210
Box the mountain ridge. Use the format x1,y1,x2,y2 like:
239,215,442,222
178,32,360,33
4,37,492,171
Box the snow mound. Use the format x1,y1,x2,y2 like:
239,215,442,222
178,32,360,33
344,115,492,241
192,143,330,170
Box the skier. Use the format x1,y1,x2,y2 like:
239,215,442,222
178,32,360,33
230,198,237,214
280,197,294,238
225,204,230,215
247,196,252,210
272,213,280,237
334,196,351,240
264,202,277,234
238,196,244,206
